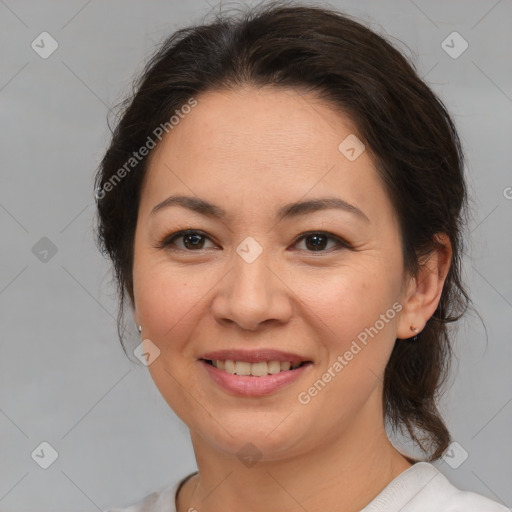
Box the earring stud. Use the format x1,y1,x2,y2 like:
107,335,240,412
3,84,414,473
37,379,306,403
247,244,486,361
137,325,142,334
410,326,418,333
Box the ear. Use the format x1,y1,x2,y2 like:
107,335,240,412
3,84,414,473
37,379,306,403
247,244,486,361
396,234,452,339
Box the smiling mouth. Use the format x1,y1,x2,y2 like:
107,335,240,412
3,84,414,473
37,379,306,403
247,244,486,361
202,359,311,377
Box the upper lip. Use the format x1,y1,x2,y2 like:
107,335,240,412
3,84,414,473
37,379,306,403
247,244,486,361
199,349,310,364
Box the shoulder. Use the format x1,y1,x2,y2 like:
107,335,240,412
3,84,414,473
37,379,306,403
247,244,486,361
102,488,162,512
362,462,509,512
102,472,196,512
428,465,509,512
444,489,510,512
440,476,510,512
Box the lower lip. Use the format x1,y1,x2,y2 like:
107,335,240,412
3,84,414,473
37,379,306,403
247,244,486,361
200,360,311,397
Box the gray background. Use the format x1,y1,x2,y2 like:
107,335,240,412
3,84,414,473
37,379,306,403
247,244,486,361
1,0,511,510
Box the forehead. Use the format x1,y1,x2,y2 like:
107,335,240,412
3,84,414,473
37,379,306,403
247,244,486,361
139,86,394,226
162,86,357,162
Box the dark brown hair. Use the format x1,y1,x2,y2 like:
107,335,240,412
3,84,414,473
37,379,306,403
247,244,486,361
94,1,469,461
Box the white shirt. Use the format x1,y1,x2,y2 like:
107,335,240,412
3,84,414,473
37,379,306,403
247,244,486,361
103,462,509,512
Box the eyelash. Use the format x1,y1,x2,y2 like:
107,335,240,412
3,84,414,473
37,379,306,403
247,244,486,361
155,229,352,254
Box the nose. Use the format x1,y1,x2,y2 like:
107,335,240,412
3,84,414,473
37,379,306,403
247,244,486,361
211,247,294,332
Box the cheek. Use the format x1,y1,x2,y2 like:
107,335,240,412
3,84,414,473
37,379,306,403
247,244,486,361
298,266,398,343
133,257,206,354
295,264,402,407
294,272,400,418
133,260,210,421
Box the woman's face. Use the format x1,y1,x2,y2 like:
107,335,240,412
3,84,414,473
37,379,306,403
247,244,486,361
132,86,412,460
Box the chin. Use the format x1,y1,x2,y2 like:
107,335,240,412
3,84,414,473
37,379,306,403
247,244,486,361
191,415,311,463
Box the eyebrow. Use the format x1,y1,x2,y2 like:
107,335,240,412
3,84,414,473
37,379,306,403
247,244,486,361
150,194,369,223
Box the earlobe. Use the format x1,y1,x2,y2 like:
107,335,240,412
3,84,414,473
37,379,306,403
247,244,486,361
396,274,423,339
396,234,452,340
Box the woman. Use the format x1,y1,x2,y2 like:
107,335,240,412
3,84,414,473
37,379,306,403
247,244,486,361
96,3,508,511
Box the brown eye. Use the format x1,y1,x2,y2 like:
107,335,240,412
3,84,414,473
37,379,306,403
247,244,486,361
159,230,216,251
294,232,351,252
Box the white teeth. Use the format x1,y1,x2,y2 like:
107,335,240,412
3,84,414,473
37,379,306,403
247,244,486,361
250,361,268,377
235,361,251,376
210,359,304,376
224,360,236,374
267,361,281,374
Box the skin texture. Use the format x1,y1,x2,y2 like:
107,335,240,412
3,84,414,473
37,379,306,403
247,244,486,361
132,86,451,512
